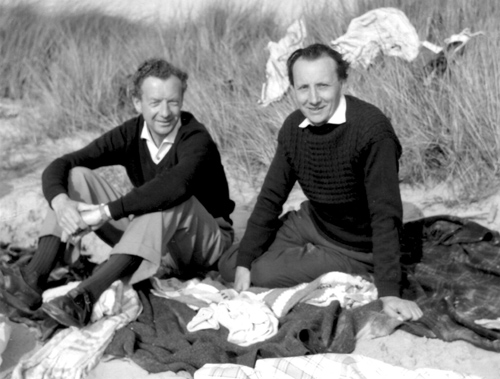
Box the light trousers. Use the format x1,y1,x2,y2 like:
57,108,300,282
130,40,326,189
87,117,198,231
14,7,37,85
40,167,234,284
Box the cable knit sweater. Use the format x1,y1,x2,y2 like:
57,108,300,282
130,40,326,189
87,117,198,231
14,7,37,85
237,95,403,297
42,112,235,222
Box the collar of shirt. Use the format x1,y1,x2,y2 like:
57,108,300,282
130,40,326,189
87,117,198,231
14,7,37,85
298,95,347,128
140,119,181,164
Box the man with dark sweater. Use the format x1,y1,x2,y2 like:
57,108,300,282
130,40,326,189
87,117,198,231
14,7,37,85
219,43,422,321
0,58,235,327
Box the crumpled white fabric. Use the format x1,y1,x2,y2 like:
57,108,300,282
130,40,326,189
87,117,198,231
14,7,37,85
150,276,238,310
259,18,306,106
187,292,278,347
443,28,485,54
422,28,485,56
331,7,420,68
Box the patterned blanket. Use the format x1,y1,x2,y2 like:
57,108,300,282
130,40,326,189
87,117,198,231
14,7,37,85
399,215,500,350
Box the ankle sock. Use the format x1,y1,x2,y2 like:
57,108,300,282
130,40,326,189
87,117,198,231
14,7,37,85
78,254,142,304
23,235,64,292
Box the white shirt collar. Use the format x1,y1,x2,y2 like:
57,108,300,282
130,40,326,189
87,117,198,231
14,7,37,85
140,119,181,164
298,95,346,128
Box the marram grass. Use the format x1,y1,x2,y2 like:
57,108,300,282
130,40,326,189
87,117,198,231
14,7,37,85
0,0,499,201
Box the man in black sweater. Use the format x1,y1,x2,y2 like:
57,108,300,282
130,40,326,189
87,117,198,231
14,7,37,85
219,43,422,322
0,59,235,327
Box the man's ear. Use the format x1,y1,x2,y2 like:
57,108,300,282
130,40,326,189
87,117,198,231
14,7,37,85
132,96,142,114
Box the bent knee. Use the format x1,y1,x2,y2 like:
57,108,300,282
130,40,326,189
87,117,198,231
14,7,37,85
250,260,285,288
68,167,93,185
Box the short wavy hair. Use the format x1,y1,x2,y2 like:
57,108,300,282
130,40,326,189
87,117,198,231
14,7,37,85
131,58,188,99
287,43,349,86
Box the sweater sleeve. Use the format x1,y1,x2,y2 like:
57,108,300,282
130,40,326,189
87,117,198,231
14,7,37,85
42,123,131,207
237,142,297,268
107,129,216,219
362,137,403,297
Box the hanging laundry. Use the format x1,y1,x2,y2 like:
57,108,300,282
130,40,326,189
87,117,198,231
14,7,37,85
422,28,484,83
259,19,306,107
331,7,420,69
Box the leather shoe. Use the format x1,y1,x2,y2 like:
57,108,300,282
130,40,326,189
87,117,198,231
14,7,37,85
0,265,42,313
41,288,93,328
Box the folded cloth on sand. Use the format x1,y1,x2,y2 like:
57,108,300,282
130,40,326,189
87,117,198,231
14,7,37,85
195,353,482,379
11,281,142,379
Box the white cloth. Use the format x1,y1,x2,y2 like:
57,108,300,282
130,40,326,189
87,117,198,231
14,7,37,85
195,354,481,379
259,19,306,106
187,292,278,347
443,28,485,55
12,281,142,379
331,7,420,69
151,276,238,310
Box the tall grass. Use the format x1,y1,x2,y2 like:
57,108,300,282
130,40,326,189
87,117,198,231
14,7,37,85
1,0,499,201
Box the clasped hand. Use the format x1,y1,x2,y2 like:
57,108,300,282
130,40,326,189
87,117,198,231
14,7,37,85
51,194,107,243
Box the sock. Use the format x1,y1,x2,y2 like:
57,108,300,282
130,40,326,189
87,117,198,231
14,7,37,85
78,254,142,304
23,235,65,292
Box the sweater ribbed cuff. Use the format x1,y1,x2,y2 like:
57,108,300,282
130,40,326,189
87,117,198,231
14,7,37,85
375,280,401,298
236,251,254,270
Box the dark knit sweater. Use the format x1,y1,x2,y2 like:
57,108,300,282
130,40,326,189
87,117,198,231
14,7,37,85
42,112,235,222
237,95,403,297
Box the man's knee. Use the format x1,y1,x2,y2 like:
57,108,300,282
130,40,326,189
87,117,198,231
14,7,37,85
68,167,93,187
250,258,282,288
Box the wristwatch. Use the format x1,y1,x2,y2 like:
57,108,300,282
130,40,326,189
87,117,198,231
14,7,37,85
99,203,111,222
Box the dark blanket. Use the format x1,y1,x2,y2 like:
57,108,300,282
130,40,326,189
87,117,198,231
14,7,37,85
400,215,500,351
104,280,388,374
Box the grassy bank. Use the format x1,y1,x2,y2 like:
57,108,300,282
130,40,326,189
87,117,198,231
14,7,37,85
1,0,499,201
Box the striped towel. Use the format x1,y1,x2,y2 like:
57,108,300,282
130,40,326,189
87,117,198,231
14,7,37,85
251,271,377,319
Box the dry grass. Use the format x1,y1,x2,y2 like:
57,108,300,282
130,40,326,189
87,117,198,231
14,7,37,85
0,0,499,201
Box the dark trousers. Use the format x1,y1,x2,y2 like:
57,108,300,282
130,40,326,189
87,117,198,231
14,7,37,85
219,201,373,288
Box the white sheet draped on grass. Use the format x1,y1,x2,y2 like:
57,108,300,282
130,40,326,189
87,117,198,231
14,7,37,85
258,18,306,107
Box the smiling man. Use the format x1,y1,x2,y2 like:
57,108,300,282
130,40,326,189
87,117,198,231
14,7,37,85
220,43,422,322
0,58,235,328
